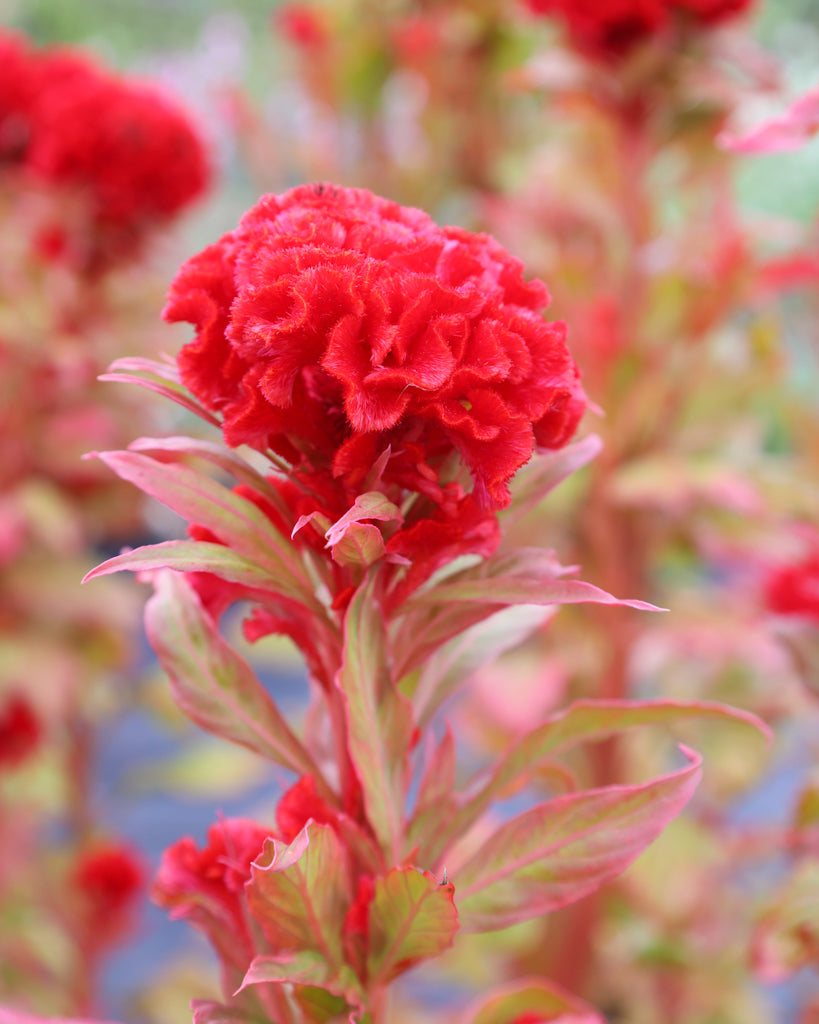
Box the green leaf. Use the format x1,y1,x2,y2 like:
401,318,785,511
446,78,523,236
128,435,292,518
192,1002,267,1024
409,604,553,727
407,728,457,851
144,570,328,786
424,698,769,863
330,522,387,569
409,573,659,613
92,449,312,603
336,576,416,859
101,357,221,426
366,867,459,986
84,539,290,592
238,951,362,1005
324,492,403,548
246,823,352,971
454,748,702,932
464,977,605,1024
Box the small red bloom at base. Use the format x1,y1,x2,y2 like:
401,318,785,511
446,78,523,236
153,818,272,972
0,693,42,769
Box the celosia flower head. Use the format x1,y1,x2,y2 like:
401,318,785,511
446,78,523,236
72,842,144,944
165,183,584,509
27,49,209,232
523,0,754,58
0,32,209,267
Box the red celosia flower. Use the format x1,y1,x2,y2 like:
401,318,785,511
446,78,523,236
153,818,272,972
524,0,753,57
72,842,144,943
165,183,584,510
765,550,819,625
26,49,209,233
0,34,209,269
524,0,668,57
0,693,42,769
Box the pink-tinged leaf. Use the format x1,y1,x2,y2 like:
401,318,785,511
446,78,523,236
453,747,702,932
330,522,387,569
145,570,327,784
246,823,352,971
751,859,819,982
410,574,659,613
410,605,554,727
128,436,292,518
293,511,332,540
336,577,416,859
324,492,403,548
83,540,286,592
238,951,362,1005
191,1003,261,1024
462,977,606,1024
503,435,603,527
367,867,459,986
423,698,769,862
407,727,458,850
0,1013,120,1024
719,84,819,153
91,450,313,603
100,357,221,425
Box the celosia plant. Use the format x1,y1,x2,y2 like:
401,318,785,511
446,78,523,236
0,29,208,271
0,29,210,1017
84,183,765,1023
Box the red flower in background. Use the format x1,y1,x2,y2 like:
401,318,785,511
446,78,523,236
523,0,753,58
0,30,209,268
0,693,42,769
524,0,668,56
27,50,209,233
165,183,584,510
765,549,819,625
72,842,144,944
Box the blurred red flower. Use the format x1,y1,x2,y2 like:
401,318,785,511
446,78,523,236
165,183,584,510
0,30,209,268
72,842,144,943
0,693,41,769
523,0,753,58
766,549,819,625
27,50,209,231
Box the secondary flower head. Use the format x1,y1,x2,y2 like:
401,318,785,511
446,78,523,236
27,51,209,230
523,0,754,59
165,183,584,509
71,842,144,945
0,31,209,268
